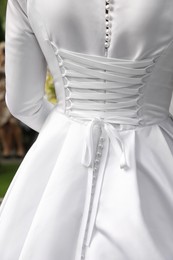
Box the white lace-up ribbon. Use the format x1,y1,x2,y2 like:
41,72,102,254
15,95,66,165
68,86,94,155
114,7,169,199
49,40,155,126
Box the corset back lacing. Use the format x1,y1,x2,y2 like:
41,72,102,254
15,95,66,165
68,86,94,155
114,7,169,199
53,45,155,126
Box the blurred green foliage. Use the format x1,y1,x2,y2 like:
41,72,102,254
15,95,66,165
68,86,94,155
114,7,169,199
0,0,7,41
45,70,57,104
0,163,20,197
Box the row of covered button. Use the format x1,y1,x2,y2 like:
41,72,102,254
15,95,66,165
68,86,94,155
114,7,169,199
105,0,112,49
81,135,105,259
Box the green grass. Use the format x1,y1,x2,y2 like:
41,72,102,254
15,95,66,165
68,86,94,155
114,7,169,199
0,163,20,197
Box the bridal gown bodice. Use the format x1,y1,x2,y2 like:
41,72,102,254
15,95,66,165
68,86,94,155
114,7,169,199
1,0,173,260
5,0,173,131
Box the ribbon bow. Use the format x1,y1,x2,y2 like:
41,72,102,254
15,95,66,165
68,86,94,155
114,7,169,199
81,118,129,170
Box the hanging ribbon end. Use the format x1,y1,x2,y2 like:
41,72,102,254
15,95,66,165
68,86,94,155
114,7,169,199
120,153,129,171
120,163,129,171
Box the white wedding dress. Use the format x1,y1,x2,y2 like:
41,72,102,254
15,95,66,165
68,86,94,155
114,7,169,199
0,0,173,259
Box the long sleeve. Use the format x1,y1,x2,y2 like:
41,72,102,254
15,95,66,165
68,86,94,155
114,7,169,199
5,0,55,132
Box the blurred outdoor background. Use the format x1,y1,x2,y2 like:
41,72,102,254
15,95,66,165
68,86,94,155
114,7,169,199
0,0,57,203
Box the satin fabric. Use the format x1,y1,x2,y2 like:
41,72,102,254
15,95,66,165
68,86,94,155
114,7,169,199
0,0,173,260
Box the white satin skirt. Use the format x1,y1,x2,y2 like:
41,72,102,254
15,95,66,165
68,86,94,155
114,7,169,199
0,106,173,260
